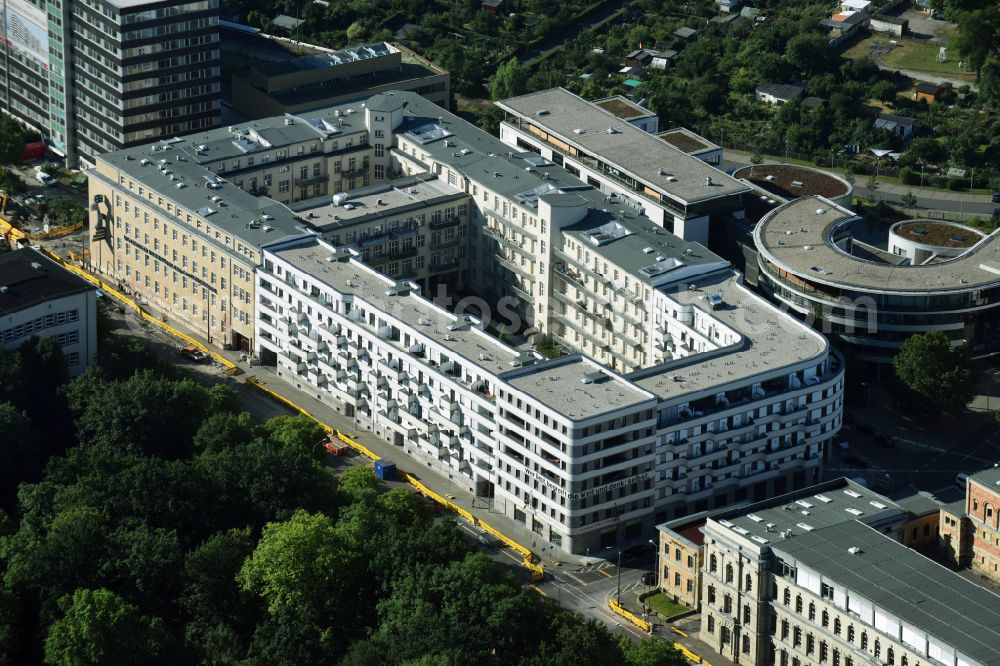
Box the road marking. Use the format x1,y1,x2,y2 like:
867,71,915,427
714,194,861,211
564,572,588,586
531,585,547,597
597,568,613,578
672,626,688,637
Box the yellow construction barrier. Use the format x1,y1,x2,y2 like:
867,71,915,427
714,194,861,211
609,599,652,633
38,250,239,375
673,642,710,665
0,219,84,241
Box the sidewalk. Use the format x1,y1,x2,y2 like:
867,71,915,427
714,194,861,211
616,588,736,666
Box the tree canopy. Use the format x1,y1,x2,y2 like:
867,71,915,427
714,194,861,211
892,330,975,416
0,334,688,665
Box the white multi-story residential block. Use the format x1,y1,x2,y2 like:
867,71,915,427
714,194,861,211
89,88,845,553
0,248,98,374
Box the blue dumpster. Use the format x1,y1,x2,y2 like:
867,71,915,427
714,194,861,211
374,459,396,481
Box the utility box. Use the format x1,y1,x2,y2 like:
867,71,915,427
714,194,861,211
374,459,396,481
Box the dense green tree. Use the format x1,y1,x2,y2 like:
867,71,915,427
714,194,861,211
238,510,361,662
785,33,833,76
892,330,975,416
490,58,529,101
619,636,689,666
64,370,212,459
0,115,26,164
256,414,326,456
193,411,255,453
181,528,259,663
0,403,39,509
43,588,164,665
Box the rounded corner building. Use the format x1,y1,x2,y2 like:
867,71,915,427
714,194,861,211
754,195,1000,363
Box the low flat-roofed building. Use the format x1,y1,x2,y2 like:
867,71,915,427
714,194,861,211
937,467,1000,585
755,83,806,106
231,41,450,119
0,248,97,374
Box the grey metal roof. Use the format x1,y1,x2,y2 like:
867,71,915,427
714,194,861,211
756,83,805,100
970,466,1000,490
773,520,1000,666
710,478,906,544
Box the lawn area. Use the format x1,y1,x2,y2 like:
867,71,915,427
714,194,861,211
840,34,974,81
881,40,976,81
645,592,690,618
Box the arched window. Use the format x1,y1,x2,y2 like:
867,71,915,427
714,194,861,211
822,610,829,627
743,604,751,624
710,554,718,573
745,573,753,592
742,635,751,654
834,617,842,635
874,640,881,659
795,595,803,613
808,602,816,621
726,563,734,583
847,625,855,642
861,632,868,650
887,648,895,665
901,656,908,666
783,589,791,606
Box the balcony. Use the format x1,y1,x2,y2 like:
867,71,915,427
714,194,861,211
429,216,462,230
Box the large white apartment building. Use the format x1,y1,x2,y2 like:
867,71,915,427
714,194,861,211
90,89,844,553
700,479,1000,666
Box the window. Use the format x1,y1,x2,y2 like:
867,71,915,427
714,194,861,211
795,596,802,614
783,589,791,606
743,604,750,624
745,574,752,592
834,618,841,635
806,634,814,655
780,619,789,640
874,640,880,659
860,632,868,650
793,627,801,647
808,602,816,621
707,616,715,633
741,635,750,654
725,564,734,583
820,642,828,663
708,586,716,604
710,555,718,573
723,595,732,614
847,625,855,643
821,610,829,628
887,648,894,665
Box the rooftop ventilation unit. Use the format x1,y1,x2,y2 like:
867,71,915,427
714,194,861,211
581,370,609,384
705,176,713,186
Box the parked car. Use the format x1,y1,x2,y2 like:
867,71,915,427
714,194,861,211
35,172,56,186
991,191,1000,203
178,344,208,362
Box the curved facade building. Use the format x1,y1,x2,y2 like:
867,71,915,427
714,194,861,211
754,196,1000,363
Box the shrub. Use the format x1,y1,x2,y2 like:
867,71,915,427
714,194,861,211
946,177,964,191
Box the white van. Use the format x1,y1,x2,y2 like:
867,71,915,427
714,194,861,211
35,172,55,186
